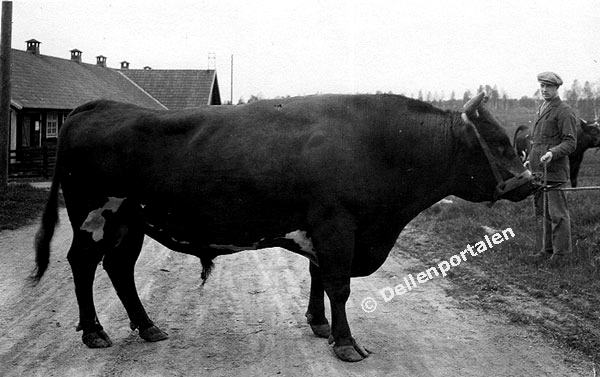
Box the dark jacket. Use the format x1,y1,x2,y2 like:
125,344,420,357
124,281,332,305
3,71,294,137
528,96,577,182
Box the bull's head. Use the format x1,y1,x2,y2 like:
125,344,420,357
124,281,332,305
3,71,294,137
581,119,600,148
454,92,534,203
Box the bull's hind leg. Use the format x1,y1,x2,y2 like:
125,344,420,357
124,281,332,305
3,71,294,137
67,232,113,348
306,262,331,338
101,200,168,343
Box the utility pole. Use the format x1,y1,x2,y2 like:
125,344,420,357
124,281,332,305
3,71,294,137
230,54,233,105
0,1,12,191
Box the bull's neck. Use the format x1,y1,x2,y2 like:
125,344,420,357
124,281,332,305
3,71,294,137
444,112,471,192
419,111,457,202
388,111,458,212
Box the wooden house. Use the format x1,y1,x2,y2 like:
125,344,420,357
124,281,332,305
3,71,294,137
7,39,221,177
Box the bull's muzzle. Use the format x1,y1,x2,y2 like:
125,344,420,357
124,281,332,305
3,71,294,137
494,170,534,201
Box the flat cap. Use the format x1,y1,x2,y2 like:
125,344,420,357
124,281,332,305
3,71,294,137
537,71,563,86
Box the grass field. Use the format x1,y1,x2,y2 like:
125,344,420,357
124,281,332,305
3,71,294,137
403,107,600,364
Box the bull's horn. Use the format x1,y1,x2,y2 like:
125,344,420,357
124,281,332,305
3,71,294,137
463,92,486,115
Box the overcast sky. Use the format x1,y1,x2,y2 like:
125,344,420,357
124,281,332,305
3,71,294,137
7,0,600,103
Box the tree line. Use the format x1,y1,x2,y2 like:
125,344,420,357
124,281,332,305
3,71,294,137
429,80,600,121
235,79,600,121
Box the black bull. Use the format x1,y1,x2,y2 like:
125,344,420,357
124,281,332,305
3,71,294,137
513,120,600,187
32,92,533,362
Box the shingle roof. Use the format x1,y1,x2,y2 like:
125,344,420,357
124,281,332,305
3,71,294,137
120,69,220,109
9,49,166,110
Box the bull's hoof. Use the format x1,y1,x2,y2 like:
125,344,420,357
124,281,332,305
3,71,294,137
82,329,113,348
306,313,331,338
139,325,169,342
310,323,331,338
332,338,371,362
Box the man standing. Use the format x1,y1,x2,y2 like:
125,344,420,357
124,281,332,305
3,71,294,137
529,72,577,263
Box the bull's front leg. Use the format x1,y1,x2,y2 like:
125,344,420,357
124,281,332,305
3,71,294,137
309,208,370,362
322,274,370,361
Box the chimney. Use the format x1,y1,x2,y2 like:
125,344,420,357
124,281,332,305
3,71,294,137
120,61,130,69
26,39,41,55
70,49,82,63
96,55,107,67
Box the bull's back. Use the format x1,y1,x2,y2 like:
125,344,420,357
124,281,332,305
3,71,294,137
57,96,408,207
59,101,328,206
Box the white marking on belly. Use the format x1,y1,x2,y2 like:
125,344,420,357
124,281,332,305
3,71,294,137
285,230,315,253
80,197,126,242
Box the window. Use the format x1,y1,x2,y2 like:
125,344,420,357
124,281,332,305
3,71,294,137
46,113,58,138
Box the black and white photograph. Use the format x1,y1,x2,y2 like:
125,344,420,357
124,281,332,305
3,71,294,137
0,1,599,375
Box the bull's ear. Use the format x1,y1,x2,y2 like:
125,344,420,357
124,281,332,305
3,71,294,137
463,92,485,118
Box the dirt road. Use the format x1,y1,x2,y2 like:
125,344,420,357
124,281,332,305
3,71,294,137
0,209,593,376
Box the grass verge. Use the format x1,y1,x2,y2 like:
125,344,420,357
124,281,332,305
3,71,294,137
0,183,54,231
403,191,600,364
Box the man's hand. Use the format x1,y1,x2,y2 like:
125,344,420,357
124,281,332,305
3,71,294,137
540,151,553,163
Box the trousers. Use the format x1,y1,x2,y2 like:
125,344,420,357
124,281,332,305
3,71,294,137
534,182,572,255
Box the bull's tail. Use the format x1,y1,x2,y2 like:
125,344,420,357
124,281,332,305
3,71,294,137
30,171,61,284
